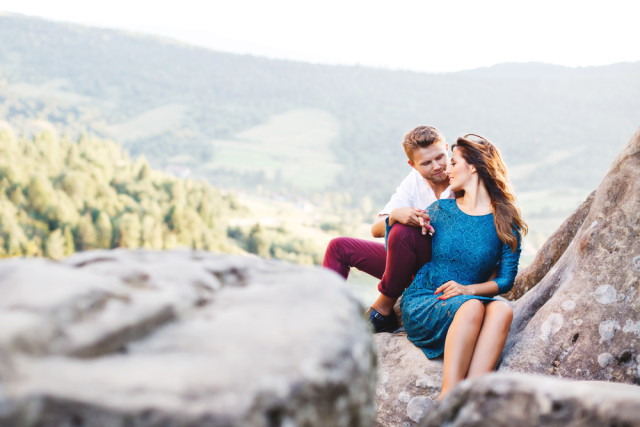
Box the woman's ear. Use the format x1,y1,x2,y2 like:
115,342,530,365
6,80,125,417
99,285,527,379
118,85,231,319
468,164,477,174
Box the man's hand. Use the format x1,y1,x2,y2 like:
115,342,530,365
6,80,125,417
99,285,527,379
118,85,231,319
389,207,433,236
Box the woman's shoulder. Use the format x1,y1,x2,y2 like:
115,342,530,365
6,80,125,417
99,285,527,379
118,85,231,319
426,198,456,216
429,198,456,210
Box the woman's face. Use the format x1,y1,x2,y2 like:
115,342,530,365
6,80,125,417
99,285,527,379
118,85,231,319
446,149,474,191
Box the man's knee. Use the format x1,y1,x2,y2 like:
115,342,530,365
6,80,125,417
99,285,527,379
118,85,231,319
325,237,347,259
387,223,431,263
327,237,342,250
387,222,415,238
387,223,423,247
323,237,352,277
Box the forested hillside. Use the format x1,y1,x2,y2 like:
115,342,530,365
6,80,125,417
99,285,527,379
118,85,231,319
0,130,239,258
2,13,639,211
0,128,338,265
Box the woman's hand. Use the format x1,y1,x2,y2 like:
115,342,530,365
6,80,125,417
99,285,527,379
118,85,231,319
417,210,434,236
435,280,472,300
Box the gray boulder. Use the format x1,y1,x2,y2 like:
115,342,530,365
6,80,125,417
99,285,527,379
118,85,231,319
374,332,442,426
501,128,640,383
420,372,640,427
0,250,376,426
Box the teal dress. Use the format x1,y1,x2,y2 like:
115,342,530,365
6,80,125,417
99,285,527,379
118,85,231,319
399,199,521,359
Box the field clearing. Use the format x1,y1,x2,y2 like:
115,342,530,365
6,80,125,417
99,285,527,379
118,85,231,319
205,109,344,191
106,104,188,142
5,78,93,106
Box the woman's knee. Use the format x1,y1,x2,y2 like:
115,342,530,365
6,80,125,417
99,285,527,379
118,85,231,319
486,301,513,329
456,299,485,325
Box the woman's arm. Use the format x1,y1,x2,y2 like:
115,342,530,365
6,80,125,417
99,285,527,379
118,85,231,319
436,230,521,300
492,231,522,294
435,280,499,300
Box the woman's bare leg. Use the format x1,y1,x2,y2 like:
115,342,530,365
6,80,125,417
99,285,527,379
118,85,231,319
466,301,513,379
439,299,485,399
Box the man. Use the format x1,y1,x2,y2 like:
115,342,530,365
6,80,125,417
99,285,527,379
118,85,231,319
323,125,453,332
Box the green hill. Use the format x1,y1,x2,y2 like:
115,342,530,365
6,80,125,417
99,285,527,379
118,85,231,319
2,13,639,204
1,12,639,255
0,130,239,258
0,128,343,267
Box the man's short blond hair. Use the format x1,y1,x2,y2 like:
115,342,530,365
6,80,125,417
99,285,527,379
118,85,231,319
402,125,446,161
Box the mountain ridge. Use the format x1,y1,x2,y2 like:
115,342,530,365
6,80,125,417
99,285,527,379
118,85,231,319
1,12,639,211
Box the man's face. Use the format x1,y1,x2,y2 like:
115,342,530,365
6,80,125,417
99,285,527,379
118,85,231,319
408,142,450,184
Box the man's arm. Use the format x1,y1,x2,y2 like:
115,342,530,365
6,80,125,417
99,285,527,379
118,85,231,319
373,170,433,238
371,215,388,238
371,208,432,238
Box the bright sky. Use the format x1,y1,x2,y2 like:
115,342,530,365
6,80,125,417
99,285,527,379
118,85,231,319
2,0,639,73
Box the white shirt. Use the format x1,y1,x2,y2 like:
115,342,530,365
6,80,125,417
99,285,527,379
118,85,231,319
378,169,453,215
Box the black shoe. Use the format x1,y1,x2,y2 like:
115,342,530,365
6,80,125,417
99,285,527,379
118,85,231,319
366,307,399,333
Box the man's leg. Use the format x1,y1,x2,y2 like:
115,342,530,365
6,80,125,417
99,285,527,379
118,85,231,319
372,224,432,316
322,237,387,279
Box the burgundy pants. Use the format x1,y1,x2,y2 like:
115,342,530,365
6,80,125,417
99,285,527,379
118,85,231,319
322,223,432,298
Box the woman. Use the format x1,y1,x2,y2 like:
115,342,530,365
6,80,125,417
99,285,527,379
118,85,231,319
399,133,527,399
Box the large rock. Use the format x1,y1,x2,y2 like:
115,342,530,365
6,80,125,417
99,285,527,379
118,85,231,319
504,191,594,301
420,372,640,426
0,250,376,426
500,128,640,383
374,332,442,426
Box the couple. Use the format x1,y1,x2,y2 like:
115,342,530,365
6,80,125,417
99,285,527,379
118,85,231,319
323,125,526,398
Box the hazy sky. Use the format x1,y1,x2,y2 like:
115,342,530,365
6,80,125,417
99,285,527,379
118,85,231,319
2,0,639,72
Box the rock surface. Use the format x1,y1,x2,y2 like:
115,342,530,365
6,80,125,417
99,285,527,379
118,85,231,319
504,191,594,301
421,372,640,427
374,332,442,426
0,250,376,426
501,128,640,383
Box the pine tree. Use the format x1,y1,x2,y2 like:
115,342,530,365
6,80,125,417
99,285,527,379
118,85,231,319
76,213,98,250
62,225,75,255
94,211,113,248
247,223,269,257
118,213,142,249
45,228,66,260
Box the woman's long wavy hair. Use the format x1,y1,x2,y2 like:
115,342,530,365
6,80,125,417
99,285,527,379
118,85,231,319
452,134,527,251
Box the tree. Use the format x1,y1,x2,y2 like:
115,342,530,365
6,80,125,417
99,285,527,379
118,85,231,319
94,211,113,248
136,156,151,180
118,213,142,248
75,213,98,251
247,223,269,257
45,228,66,260
26,174,53,216
62,225,75,255
141,214,162,248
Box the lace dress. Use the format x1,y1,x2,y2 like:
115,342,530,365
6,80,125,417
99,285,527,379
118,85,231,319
399,199,521,359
